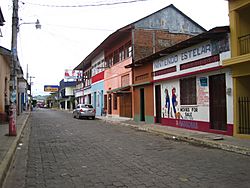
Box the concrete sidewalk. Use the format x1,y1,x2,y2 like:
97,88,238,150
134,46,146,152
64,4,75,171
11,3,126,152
98,115,250,156
0,112,30,187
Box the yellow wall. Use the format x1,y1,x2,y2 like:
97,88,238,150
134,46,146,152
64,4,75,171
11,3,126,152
237,76,250,97
225,0,250,138
0,55,10,113
228,0,250,57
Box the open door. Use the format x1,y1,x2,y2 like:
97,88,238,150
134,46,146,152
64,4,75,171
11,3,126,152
155,85,162,123
140,88,145,121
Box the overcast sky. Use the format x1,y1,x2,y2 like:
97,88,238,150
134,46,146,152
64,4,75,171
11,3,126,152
0,0,229,96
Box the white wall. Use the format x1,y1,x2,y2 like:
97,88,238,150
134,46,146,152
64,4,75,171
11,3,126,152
154,69,233,124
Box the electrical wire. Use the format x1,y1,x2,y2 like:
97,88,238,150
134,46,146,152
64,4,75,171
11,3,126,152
44,23,114,32
21,0,152,8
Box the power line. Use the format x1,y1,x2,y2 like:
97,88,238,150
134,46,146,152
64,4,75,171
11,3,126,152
44,23,114,32
21,0,151,8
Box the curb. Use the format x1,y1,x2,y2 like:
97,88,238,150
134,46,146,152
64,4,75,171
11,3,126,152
146,127,250,156
101,119,250,156
0,113,30,187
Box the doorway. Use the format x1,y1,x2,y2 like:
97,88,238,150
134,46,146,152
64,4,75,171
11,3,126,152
155,85,162,123
140,88,145,121
209,74,227,130
120,93,132,118
108,94,112,114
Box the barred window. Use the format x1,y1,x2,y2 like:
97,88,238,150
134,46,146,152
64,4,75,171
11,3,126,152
180,77,197,105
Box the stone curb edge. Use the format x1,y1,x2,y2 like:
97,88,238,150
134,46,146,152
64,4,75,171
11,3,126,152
145,127,250,156
100,119,250,156
0,113,30,187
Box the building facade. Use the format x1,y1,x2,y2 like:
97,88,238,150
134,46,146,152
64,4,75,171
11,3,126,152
75,4,206,118
153,28,233,135
223,0,250,138
91,52,105,116
130,5,208,123
0,47,11,122
17,77,28,114
132,27,234,136
59,79,76,110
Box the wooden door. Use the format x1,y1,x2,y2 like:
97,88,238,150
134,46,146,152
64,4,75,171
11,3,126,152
120,93,132,118
209,74,227,130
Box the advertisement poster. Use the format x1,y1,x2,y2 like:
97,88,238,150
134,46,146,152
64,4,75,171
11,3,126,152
161,82,199,121
161,82,181,119
197,77,209,106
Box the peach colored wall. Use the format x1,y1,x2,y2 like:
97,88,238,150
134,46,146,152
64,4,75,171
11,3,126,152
104,57,132,91
0,55,10,113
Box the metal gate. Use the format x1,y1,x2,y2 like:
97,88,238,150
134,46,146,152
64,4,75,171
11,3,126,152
239,97,250,134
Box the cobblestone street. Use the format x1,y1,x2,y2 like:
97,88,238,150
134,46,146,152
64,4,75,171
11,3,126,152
4,109,250,188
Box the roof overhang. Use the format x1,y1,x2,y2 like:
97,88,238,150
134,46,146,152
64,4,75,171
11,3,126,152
74,25,132,71
107,85,131,94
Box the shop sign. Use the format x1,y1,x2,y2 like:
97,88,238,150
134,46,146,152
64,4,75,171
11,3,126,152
44,85,59,92
153,41,212,71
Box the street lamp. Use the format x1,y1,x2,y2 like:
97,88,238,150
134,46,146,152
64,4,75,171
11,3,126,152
9,0,41,136
18,19,41,32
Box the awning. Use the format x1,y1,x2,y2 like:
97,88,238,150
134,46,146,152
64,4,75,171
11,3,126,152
107,85,131,94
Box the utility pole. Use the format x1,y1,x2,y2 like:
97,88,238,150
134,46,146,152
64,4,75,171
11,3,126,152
9,0,19,136
29,76,35,111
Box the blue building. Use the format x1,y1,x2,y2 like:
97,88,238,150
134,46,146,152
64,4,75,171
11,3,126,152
59,79,77,110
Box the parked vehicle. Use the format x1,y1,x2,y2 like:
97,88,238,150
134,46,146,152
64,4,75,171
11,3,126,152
73,104,96,119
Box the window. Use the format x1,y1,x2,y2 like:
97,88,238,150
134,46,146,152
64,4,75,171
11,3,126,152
128,46,132,57
125,42,132,58
83,104,93,108
119,47,125,62
113,94,118,110
84,69,92,86
180,77,197,105
113,50,119,65
121,74,129,87
105,41,132,68
106,55,113,67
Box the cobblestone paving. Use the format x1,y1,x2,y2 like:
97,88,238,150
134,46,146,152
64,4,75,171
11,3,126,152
5,109,250,188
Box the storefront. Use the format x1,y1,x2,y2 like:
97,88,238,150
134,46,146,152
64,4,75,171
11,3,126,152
153,33,234,135
91,79,104,116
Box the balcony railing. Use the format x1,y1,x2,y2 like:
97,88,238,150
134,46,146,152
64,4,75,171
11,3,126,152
238,97,250,135
239,34,250,55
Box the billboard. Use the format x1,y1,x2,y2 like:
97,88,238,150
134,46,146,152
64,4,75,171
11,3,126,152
64,69,82,82
44,85,59,92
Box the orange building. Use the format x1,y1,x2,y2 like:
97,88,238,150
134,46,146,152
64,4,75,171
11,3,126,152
127,5,206,123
